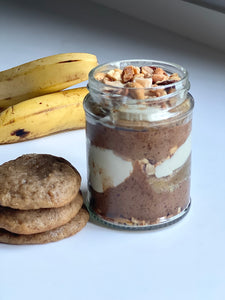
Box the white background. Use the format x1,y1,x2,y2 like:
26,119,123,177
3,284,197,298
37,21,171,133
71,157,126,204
0,0,225,299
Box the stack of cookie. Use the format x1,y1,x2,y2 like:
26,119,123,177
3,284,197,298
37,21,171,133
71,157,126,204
0,154,89,245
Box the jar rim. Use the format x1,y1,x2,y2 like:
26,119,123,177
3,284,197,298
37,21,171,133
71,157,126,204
88,59,189,92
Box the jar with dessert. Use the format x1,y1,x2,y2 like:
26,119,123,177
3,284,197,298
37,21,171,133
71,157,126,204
83,59,194,229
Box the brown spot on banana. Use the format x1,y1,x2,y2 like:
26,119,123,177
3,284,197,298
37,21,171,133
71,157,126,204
11,129,30,138
3,105,68,126
2,97,12,100
58,60,81,63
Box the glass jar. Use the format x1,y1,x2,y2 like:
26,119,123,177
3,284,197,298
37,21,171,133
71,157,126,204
84,59,194,230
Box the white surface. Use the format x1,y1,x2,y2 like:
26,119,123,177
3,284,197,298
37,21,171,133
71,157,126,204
0,1,225,299
91,0,225,52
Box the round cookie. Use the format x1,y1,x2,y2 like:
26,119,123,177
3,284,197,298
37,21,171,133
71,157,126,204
0,192,83,235
0,154,81,210
0,208,89,245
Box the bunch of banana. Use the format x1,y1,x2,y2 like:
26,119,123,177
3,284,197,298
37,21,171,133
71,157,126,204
0,88,88,144
0,53,97,144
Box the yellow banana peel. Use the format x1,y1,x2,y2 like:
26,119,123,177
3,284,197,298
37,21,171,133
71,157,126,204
0,53,97,109
0,87,88,144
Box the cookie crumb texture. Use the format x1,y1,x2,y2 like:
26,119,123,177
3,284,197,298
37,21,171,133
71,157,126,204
0,192,83,235
0,208,89,245
0,154,81,210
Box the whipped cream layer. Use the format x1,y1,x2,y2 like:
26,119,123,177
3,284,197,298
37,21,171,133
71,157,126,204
155,134,191,178
88,140,133,193
111,96,187,123
88,134,191,193
112,105,168,122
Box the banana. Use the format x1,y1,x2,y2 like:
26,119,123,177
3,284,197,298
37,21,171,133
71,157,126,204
0,53,97,110
0,87,88,144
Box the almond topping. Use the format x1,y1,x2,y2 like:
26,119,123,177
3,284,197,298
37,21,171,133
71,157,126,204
122,66,135,83
126,81,145,99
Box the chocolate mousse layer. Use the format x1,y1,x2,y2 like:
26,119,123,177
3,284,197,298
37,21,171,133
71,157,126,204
89,156,191,225
87,119,191,163
87,114,191,226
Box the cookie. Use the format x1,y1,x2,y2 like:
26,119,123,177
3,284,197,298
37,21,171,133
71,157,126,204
0,192,83,235
0,154,81,210
0,208,89,245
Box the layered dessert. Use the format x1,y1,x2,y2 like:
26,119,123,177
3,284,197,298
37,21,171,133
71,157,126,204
84,61,194,228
